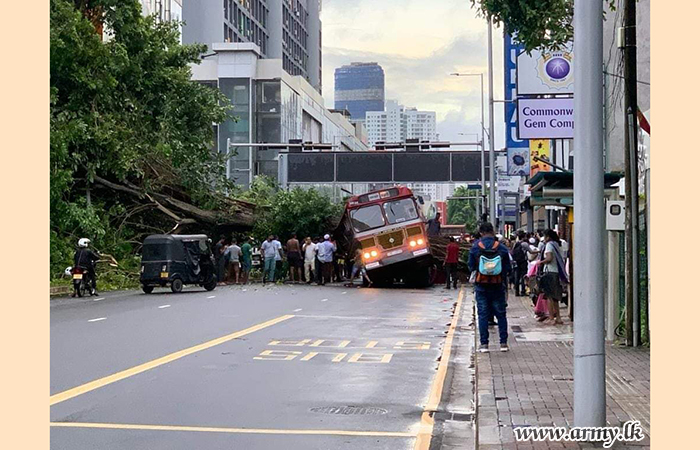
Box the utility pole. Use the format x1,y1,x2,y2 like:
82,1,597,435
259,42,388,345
573,0,606,428
487,16,496,226
622,0,640,347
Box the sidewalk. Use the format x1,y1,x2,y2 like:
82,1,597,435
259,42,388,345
475,291,650,449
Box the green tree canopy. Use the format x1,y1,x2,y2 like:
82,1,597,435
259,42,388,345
470,0,617,52
248,182,344,243
50,0,234,276
446,186,480,233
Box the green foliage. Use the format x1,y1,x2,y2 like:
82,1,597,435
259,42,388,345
251,185,344,243
240,176,279,206
470,0,616,52
50,0,232,280
447,186,479,233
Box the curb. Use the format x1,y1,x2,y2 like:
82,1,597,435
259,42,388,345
50,286,72,297
474,292,501,448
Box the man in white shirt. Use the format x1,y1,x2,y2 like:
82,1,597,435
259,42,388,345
316,234,337,285
302,237,317,284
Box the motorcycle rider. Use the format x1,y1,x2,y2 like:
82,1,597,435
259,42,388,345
73,238,100,296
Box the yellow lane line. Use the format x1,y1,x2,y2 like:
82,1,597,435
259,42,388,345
414,287,465,450
50,315,295,406
49,422,415,438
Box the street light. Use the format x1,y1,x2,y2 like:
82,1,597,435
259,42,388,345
450,72,486,217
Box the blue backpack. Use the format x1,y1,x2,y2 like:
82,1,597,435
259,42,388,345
475,240,503,284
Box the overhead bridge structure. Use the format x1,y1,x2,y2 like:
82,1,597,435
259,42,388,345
278,151,491,185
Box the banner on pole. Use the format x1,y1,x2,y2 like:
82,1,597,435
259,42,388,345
529,140,551,178
507,147,530,176
504,34,529,151
518,98,574,139
517,44,574,95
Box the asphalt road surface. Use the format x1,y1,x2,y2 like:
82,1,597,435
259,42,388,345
50,282,466,450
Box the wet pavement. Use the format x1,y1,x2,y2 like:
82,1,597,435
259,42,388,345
50,283,471,450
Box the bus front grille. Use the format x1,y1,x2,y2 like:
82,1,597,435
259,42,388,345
377,230,405,250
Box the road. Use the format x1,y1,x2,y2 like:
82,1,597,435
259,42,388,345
50,283,470,450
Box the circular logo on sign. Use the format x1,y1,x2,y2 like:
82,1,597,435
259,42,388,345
536,50,573,89
545,57,570,80
389,237,395,244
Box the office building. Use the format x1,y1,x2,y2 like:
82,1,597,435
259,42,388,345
366,100,437,146
190,43,367,186
334,62,385,121
183,0,322,92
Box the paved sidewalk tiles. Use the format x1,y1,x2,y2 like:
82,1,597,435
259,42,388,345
474,291,650,450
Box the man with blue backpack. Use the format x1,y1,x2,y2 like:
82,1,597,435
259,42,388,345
468,222,512,353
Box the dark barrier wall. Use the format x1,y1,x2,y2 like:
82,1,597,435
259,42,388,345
394,153,451,181
287,153,335,182
336,153,393,182
452,152,490,181
286,152,491,183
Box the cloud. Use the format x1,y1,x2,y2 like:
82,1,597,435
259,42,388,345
320,0,507,148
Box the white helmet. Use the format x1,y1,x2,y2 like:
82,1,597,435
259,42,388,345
78,238,91,248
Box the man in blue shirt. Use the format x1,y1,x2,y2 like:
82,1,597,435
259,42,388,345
316,234,336,285
261,235,282,284
468,222,512,352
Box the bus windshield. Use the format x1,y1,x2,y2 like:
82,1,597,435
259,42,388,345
383,198,418,224
350,205,386,232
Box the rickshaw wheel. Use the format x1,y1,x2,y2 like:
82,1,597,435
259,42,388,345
142,285,154,294
171,278,183,293
204,277,217,291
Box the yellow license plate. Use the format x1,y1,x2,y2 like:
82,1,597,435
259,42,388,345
73,274,83,280
160,272,169,278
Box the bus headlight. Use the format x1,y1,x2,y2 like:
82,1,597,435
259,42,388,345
417,238,424,245
363,252,371,259
370,250,378,257
409,240,417,247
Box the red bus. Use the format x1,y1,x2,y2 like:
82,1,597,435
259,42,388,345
337,186,434,287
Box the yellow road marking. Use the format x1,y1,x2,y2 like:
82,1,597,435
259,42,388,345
50,315,294,406
414,287,465,450
49,422,415,438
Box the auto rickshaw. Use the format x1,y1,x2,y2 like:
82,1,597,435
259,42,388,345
140,234,217,294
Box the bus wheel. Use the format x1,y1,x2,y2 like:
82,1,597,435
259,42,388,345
415,267,432,288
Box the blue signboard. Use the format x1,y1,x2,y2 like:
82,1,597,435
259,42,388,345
504,34,529,176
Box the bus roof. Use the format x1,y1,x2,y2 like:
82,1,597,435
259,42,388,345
346,185,415,209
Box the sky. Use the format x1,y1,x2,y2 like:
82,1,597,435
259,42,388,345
320,0,505,148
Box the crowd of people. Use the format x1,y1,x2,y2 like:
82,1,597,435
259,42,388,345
466,222,570,353
212,233,372,287
501,229,570,325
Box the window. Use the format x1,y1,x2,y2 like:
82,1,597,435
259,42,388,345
350,205,386,232
383,198,418,224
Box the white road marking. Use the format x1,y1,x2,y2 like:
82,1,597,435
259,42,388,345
321,299,328,302
342,292,347,295
207,296,216,299
88,317,106,323
293,308,303,312
93,297,105,302
158,305,171,309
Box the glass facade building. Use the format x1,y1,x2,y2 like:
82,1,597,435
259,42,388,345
183,0,322,92
190,44,368,187
334,62,385,121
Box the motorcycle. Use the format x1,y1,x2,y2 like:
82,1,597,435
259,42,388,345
70,266,95,297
